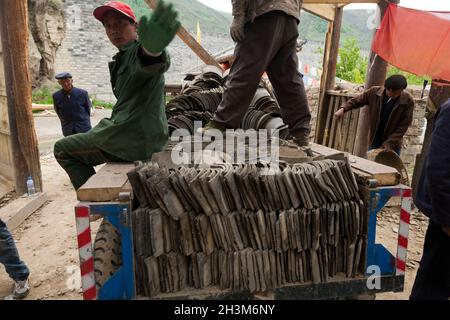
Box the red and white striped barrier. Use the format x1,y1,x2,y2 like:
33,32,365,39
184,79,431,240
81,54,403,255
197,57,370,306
75,205,97,300
395,188,412,276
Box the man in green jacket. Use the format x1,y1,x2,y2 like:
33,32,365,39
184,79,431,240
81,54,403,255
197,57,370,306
54,1,180,190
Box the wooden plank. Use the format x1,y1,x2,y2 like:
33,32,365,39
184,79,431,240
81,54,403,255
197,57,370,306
341,97,351,152
315,7,343,144
145,0,221,69
355,0,391,157
0,192,48,230
348,108,360,154
303,4,336,21
328,96,341,148
77,163,135,202
327,90,357,98
0,155,13,180
324,95,337,146
0,174,13,198
348,157,400,186
315,20,333,144
310,143,400,186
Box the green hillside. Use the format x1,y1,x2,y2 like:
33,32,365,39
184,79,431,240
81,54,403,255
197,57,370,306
125,0,232,34
300,10,375,49
126,0,374,49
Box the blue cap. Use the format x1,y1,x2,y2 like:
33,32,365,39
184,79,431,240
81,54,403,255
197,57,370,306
55,72,72,80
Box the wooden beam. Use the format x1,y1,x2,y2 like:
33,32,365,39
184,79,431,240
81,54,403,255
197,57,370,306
145,0,221,69
310,143,400,186
0,192,48,231
315,6,344,144
0,0,42,194
303,4,337,21
77,163,135,202
353,0,398,158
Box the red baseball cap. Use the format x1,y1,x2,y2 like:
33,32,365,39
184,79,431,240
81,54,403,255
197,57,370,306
93,1,137,23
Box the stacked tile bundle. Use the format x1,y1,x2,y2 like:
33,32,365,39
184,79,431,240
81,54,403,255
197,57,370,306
165,67,289,138
128,160,367,297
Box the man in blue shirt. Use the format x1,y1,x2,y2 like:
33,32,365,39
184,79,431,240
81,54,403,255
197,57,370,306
410,98,450,300
53,72,92,137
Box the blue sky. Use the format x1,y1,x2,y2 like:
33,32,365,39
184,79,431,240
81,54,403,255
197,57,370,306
197,0,450,13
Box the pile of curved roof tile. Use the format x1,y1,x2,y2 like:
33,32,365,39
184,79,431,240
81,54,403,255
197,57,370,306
166,66,289,138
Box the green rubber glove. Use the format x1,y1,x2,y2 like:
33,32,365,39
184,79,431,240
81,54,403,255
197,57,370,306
138,0,181,54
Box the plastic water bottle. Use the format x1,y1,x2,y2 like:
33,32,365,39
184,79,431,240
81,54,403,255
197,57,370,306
26,176,36,196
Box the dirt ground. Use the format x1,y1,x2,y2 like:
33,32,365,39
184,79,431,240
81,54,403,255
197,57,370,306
0,111,428,300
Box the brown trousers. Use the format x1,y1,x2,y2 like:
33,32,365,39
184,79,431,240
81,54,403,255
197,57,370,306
213,11,311,137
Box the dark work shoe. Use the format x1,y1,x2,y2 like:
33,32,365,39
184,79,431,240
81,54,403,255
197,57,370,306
292,131,310,147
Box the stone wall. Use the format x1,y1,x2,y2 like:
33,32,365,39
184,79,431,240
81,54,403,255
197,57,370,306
305,84,427,172
401,88,427,171
306,85,320,142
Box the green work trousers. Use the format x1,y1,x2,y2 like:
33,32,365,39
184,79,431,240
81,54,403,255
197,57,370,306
54,133,126,190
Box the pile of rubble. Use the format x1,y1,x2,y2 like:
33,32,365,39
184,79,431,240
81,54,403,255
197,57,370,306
129,160,367,297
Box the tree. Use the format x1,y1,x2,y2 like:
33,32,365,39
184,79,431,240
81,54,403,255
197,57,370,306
336,37,430,86
387,66,430,86
336,38,368,84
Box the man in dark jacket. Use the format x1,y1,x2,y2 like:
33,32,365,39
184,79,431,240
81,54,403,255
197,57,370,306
335,75,415,155
201,0,311,147
410,98,450,300
53,72,92,137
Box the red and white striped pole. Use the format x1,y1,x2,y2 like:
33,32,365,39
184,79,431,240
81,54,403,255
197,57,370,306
396,188,412,276
75,205,97,300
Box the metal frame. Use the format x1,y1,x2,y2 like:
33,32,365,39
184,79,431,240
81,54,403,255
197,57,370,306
75,192,136,300
367,182,412,276
75,183,412,300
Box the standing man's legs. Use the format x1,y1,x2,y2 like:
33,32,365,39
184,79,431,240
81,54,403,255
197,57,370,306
410,220,450,300
213,12,288,129
54,133,124,190
266,18,311,145
0,219,30,299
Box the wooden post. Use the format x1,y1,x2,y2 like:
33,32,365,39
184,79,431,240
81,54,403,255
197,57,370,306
0,0,42,194
315,7,343,144
353,0,399,157
411,81,450,200
145,0,221,69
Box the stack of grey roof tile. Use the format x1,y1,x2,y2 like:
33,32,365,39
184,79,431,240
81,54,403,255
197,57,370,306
129,159,367,298
166,69,289,138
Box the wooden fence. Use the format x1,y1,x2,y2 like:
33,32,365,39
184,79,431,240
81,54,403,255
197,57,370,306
318,90,360,154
